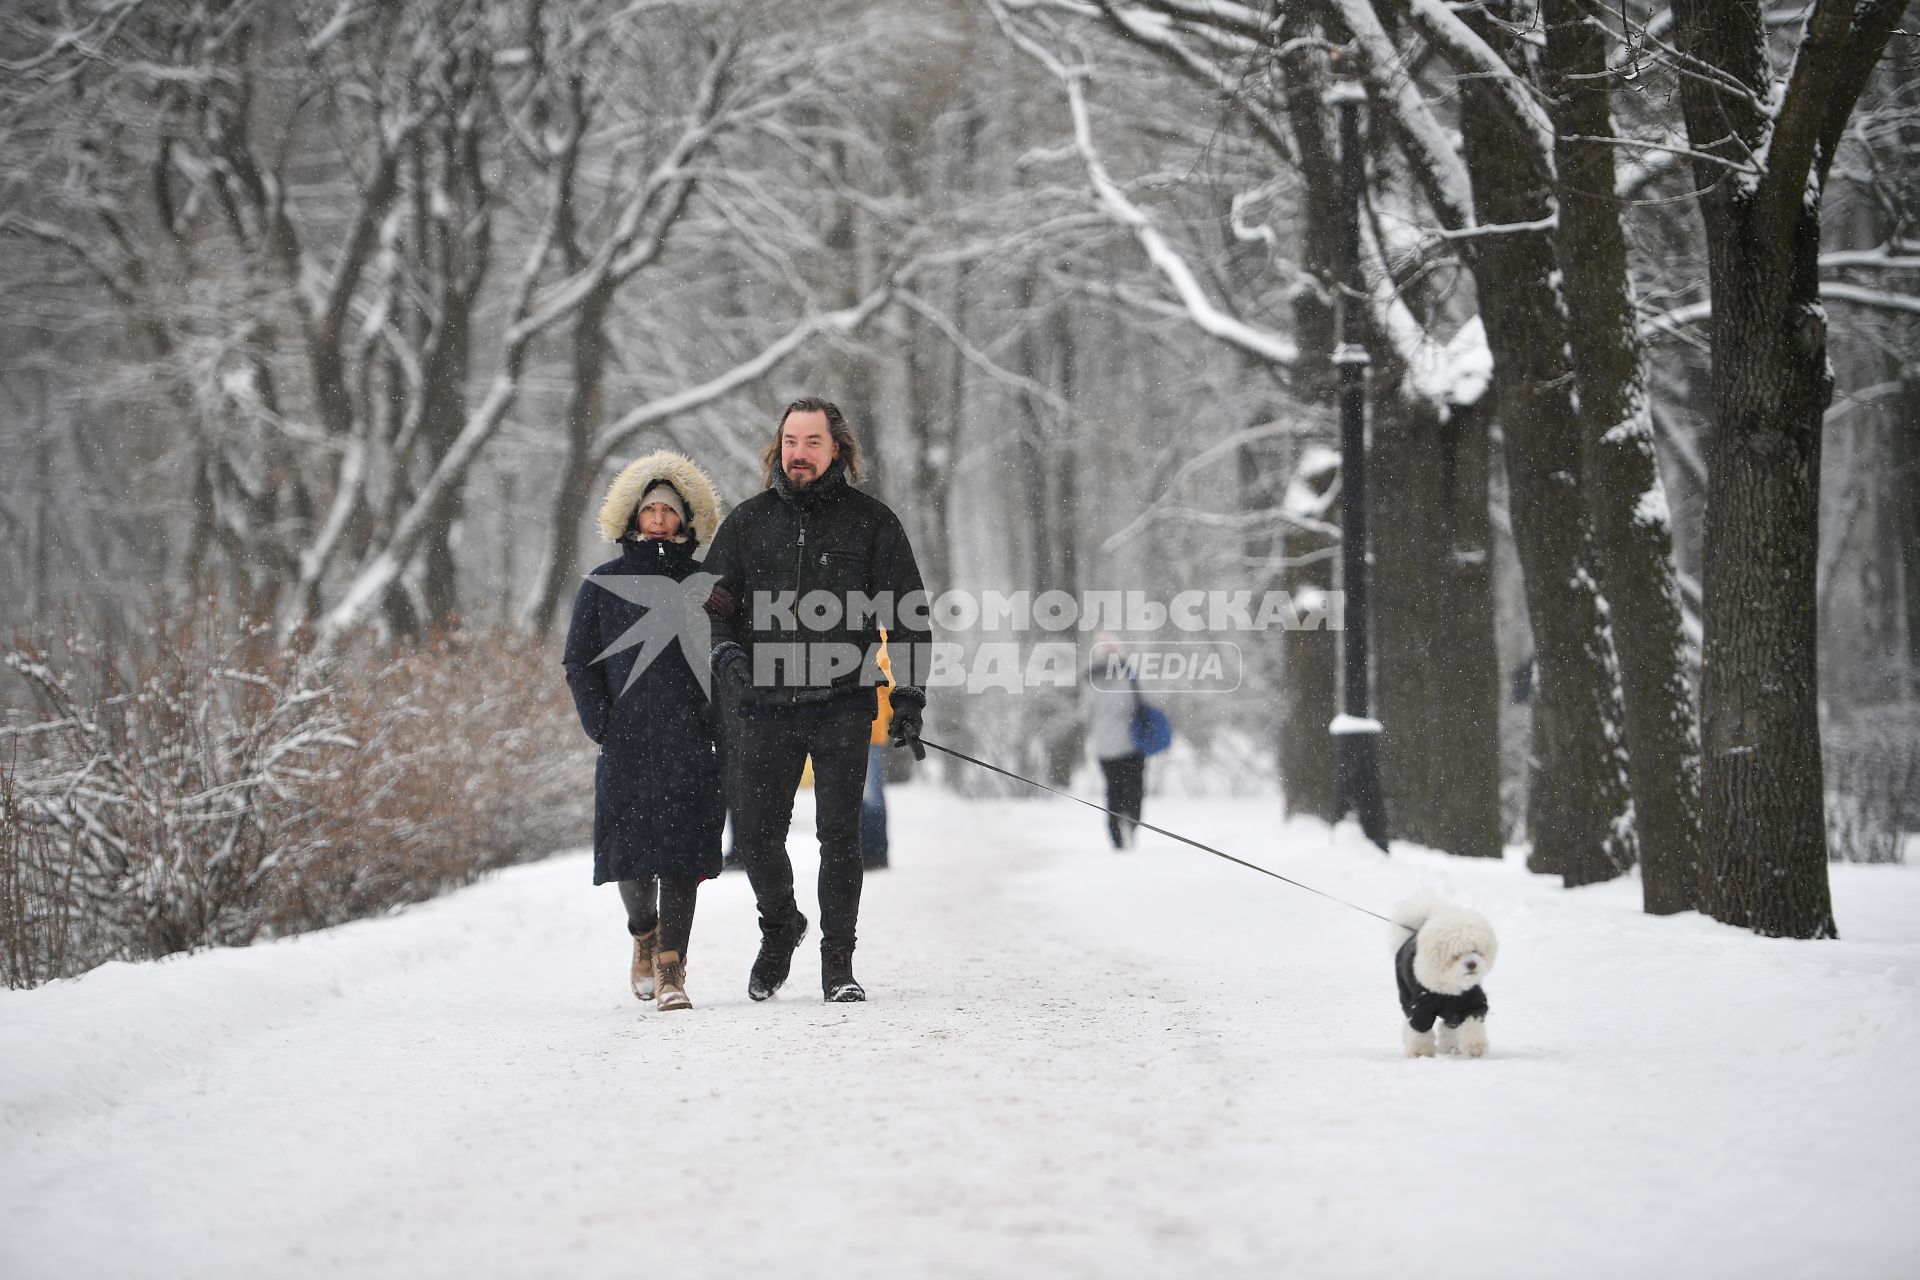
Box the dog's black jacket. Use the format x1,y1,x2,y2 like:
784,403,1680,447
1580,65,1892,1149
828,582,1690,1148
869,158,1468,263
1395,933,1489,1032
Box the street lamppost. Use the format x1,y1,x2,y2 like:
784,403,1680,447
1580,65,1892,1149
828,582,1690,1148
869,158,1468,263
1327,75,1389,851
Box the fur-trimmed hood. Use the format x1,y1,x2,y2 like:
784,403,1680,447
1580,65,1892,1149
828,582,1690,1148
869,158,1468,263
597,450,721,545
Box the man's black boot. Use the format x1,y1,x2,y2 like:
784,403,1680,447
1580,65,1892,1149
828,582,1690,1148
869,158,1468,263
822,943,865,1003
747,908,808,1002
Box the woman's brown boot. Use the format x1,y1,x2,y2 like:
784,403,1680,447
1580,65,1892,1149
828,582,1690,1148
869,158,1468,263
630,928,658,1001
655,950,692,1011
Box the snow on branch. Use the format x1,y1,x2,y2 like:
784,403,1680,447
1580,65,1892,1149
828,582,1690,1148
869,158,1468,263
989,1,1297,368
1616,146,1688,201
590,286,897,460
1092,0,1296,165
0,0,151,77
0,215,141,309
896,291,1072,419
1317,0,1475,231
1809,0,1912,200
1107,504,1348,558
1042,266,1223,327
1100,418,1342,556
318,197,564,643
1360,221,1492,414
1392,0,1553,156
1421,214,1559,242
1816,282,1920,317
1820,245,1920,272
1126,0,1274,39
1766,0,1858,235
1644,281,1920,339
1561,132,1758,178
517,42,737,332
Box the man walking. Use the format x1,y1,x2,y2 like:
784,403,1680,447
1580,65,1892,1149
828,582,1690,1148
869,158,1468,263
704,397,930,1002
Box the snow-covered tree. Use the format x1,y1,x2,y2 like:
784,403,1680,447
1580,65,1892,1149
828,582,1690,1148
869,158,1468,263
1668,0,1908,937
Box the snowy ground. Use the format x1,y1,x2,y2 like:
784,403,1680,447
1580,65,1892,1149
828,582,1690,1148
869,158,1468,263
4,783,1918,1279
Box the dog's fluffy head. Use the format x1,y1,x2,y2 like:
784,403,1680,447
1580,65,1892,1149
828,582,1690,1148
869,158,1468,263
1412,907,1498,995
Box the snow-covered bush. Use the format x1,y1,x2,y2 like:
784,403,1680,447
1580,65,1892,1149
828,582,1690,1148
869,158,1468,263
0,607,590,988
0,753,113,988
263,630,594,936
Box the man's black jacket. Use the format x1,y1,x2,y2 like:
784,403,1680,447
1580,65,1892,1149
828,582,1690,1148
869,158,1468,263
703,458,930,716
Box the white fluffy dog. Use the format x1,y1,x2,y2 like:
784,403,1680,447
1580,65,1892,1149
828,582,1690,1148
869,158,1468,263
1390,892,1498,1058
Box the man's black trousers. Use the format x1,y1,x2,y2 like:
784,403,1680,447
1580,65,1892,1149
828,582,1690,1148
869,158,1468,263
727,702,871,952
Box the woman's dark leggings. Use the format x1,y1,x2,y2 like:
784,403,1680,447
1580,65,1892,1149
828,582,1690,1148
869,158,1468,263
1100,753,1146,848
619,876,699,955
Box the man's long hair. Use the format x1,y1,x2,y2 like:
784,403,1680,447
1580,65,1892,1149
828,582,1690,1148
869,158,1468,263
761,396,866,488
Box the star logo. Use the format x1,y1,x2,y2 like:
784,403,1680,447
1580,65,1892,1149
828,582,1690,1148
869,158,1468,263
587,570,722,700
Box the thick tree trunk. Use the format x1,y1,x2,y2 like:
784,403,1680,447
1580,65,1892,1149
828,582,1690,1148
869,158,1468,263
1662,0,1903,937
419,490,466,628
1542,0,1702,913
1373,390,1501,858
1277,8,1339,406
413,90,489,634
414,305,478,632
1372,399,1434,843
1047,301,1080,602
1422,396,1504,859
1273,30,1341,823
1459,69,1636,887
1280,452,1340,823
1689,201,1836,936
1016,271,1055,592
1014,274,1084,788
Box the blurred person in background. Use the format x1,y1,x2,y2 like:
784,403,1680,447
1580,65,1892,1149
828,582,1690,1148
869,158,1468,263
1085,633,1145,850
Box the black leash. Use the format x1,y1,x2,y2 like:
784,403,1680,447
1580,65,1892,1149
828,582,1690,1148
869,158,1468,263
914,736,1411,932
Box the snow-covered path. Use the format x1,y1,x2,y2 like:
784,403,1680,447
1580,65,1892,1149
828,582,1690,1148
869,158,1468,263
5,785,1917,1278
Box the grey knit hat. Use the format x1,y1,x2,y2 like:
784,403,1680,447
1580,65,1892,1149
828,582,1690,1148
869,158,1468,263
638,481,688,522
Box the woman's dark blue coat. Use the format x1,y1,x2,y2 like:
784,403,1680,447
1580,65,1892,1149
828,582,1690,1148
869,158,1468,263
563,535,725,884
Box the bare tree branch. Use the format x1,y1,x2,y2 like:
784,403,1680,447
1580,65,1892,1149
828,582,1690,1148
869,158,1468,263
591,286,897,460
990,0,1298,367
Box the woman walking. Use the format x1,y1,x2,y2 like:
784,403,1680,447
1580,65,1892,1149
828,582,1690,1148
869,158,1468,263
1084,633,1146,850
563,451,725,1011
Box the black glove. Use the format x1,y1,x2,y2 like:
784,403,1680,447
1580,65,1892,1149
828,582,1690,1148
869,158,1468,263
712,642,752,705
889,688,925,761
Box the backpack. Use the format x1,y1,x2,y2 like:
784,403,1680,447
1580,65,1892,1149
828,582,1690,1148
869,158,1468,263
1130,685,1173,757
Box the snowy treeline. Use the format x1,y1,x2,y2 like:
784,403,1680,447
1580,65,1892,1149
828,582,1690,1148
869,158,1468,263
984,0,1919,937
1,0,1916,974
